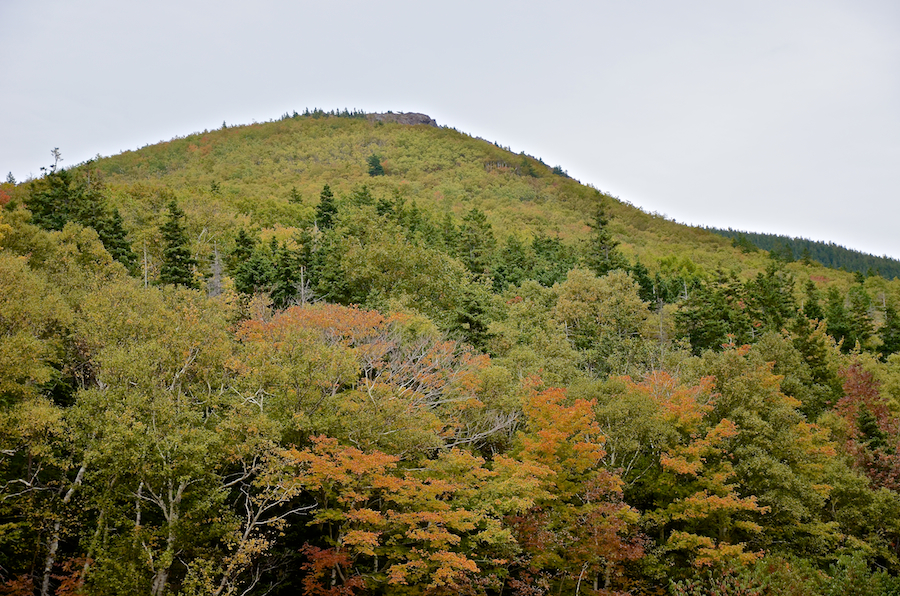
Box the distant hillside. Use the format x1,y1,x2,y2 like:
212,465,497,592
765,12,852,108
708,227,900,279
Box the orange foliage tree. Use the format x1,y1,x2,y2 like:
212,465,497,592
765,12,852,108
279,436,533,595
509,382,644,595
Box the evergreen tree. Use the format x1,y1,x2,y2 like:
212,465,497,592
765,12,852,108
367,154,385,176
531,235,577,287
824,286,851,349
584,197,626,277
27,167,137,270
27,168,75,230
96,209,138,271
743,262,797,335
493,235,532,291
233,251,274,295
801,279,824,321
629,260,655,303
458,208,496,276
847,285,874,349
228,229,257,273
349,184,374,207
270,242,301,308
879,301,900,359
316,184,338,229
439,212,458,251
158,200,198,288
376,195,395,217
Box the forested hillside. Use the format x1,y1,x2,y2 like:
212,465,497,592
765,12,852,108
3,111,900,596
709,227,900,279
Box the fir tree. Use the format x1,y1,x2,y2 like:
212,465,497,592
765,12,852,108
801,279,824,321
228,229,257,273
458,208,496,277
584,197,626,277
367,154,385,176
97,210,137,271
879,302,900,359
629,260,655,303
270,242,301,308
532,235,576,287
493,235,532,291
316,184,338,229
158,200,198,288
824,286,851,349
847,285,874,349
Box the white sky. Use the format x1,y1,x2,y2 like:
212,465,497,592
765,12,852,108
2,0,898,257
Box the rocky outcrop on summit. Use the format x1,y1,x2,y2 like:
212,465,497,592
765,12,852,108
368,112,438,127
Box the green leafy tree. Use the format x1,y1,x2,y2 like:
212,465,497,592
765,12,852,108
158,200,197,288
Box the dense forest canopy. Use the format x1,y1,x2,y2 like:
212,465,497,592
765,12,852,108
3,111,900,596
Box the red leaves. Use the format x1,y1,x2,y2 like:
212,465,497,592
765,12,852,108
835,361,900,490
299,544,364,596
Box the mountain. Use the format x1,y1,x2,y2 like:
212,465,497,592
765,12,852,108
3,111,900,596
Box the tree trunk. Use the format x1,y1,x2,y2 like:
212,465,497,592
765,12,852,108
41,463,86,596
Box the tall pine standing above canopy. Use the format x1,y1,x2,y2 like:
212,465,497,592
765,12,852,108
159,199,198,288
585,195,627,277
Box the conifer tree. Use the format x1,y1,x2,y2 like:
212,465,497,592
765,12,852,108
824,286,851,349
96,209,137,271
879,302,900,359
458,208,496,276
493,235,531,291
584,197,626,277
801,279,824,321
847,285,873,348
158,200,197,288
271,242,300,308
532,235,576,287
316,184,337,229
228,229,257,273
367,154,385,176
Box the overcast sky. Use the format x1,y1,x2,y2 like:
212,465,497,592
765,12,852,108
2,1,898,257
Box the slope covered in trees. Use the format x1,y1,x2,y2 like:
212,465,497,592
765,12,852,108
709,227,900,279
3,111,900,595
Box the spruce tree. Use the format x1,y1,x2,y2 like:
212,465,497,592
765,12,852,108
158,200,198,288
